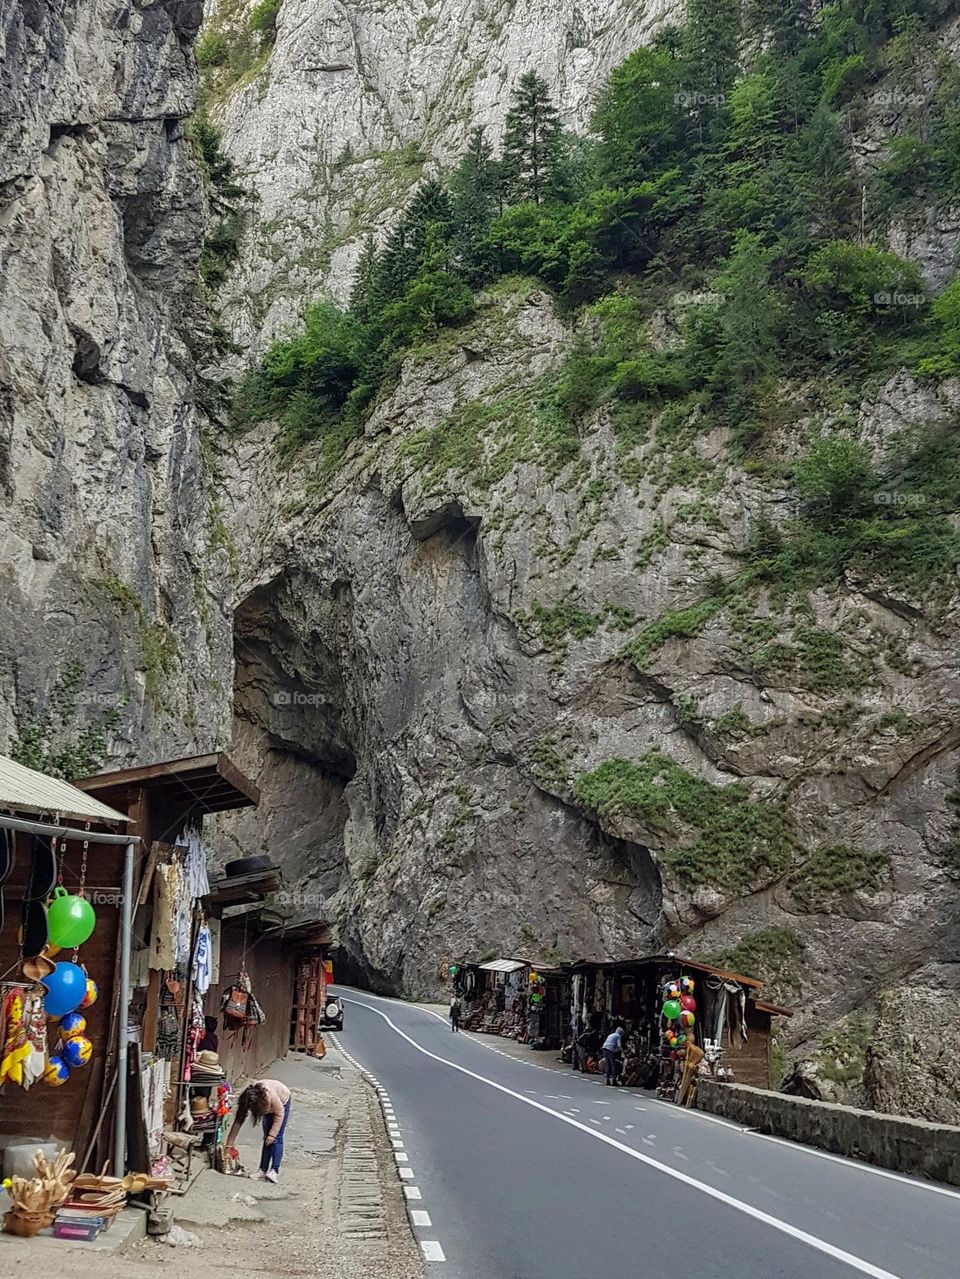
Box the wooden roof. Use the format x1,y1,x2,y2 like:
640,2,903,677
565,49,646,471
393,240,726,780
75,752,260,815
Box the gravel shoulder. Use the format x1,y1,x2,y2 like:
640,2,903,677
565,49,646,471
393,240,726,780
0,1041,424,1279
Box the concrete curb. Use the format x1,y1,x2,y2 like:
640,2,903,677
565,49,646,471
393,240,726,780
330,1036,422,1246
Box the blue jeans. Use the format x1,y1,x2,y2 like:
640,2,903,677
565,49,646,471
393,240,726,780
603,1049,618,1083
260,1101,291,1173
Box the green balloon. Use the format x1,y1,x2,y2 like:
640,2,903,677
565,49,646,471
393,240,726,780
47,888,96,949
662,999,681,1021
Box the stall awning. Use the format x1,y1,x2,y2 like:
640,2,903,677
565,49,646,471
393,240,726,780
478,958,527,973
75,751,260,815
0,753,130,825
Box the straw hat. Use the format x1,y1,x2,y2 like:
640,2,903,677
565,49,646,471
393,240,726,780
196,1050,220,1067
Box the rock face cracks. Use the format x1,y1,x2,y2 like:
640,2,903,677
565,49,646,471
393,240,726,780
0,2,231,759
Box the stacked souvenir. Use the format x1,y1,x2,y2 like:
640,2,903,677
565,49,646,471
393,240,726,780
2,1148,76,1237
3,834,101,1094
661,976,696,1054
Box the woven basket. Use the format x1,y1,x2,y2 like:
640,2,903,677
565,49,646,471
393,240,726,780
4,1207,55,1237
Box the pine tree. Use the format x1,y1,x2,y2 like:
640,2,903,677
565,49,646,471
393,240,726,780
680,0,740,146
372,220,418,307
501,71,562,205
450,127,499,283
404,179,454,257
746,0,815,56
350,232,379,323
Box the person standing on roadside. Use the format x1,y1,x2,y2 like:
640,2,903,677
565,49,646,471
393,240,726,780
450,997,462,1032
602,1024,625,1086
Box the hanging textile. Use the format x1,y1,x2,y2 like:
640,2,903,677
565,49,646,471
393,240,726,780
22,988,47,1090
192,922,212,995
177,823,210,902
149,863,176,970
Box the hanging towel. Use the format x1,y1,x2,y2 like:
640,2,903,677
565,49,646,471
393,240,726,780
192,924,212,995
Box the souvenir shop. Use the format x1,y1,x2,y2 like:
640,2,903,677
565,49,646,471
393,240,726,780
453,957,564,1046
78,754,264,1182
0,754,146,1238
567,955,790,1093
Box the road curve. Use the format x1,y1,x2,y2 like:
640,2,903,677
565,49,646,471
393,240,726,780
336,986,960,1279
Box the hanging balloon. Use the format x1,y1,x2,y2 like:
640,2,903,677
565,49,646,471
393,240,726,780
664,982,680,1000
46,888,96,949
59,1012,87,1040
42,962,87,1018
676,1033,687,1047
680,976,695,995
662,999,681,1021
62,1035,92,1068
80,978,98,1009
44,1056,70,1087
448,965,458,976
531,993,542,1004
680,1010,696,1029
680,994,696,1012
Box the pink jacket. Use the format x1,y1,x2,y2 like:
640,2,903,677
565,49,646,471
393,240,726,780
260,1079,291,1139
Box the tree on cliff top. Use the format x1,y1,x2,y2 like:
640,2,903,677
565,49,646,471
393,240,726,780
501,71,562,205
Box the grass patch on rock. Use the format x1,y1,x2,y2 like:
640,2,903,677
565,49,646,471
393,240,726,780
787,844,892,911
573,752,793,893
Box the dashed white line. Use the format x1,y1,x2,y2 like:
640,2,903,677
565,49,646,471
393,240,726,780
343,997,905,1279
398,1166,414,1179
410,1210,432,1227
395,1152,409,1163
403,1186,422,1200
421,1240,446,1262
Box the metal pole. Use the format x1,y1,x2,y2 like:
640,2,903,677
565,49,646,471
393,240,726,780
113,839,136,1175
0,813,135,845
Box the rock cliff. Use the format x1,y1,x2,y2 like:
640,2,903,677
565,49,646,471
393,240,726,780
0,0,232,764
202,0,679,345
2,1,959,1126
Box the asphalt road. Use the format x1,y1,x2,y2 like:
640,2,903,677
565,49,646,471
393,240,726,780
336,986,960,1279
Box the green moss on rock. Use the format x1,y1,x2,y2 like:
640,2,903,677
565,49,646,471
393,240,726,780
573,752,793,892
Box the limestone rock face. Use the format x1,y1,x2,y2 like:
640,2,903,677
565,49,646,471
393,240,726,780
213,287,960,1056
0,1,232,762
204,0,681,348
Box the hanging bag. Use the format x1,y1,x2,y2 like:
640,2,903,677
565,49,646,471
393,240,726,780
222,985,249,1028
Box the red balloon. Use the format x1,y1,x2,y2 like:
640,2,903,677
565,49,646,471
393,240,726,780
680,994,696,1012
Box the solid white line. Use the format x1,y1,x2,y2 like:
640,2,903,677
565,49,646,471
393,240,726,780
746,1131,960,1199
343,997,904,1279
421,1240,446,1261
410,1210,432,1227
403,1186,422,1200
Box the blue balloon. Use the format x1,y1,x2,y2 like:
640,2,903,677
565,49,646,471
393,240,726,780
42,962,87,1017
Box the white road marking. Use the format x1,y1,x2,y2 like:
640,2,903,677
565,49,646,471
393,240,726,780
403,1186,422,1200
410,1210,432,1227
344,996,906,1279
625,1124,634,1130
616,1128,627,1135
395,1153,409,1163
746,1132,960,1199
653,1100,743,1130
421,1241,446,1261
391,1139,404,1148
399,1167,414,1179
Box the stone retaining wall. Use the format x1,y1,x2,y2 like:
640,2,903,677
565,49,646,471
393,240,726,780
697,1079,960,1187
